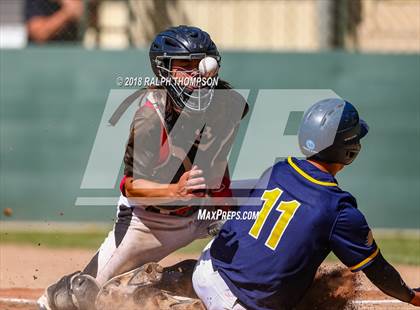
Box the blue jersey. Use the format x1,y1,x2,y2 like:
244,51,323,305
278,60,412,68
210,157,379,310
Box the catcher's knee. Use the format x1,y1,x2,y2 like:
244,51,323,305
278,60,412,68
41,271,100,310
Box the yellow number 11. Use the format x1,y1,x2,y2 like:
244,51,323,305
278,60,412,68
249,188,301,250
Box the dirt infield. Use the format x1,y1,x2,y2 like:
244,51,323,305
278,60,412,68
0,244,418,309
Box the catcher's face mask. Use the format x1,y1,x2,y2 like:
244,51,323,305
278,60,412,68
155,53,220,112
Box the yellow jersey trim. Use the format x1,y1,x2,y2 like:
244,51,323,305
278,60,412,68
349,248,380,271
287,157,338,187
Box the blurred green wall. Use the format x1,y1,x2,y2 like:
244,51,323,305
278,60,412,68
1,48,419,228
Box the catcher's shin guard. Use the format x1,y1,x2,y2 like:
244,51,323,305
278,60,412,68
158,259,198,298
37,271,100,310
71,274,100,309
96,262,204,310
131,288,205,310
96,262,164,309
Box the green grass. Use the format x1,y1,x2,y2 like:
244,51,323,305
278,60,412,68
0,231,108,249
1,230,418,265
176,238,211,254
375,235,420,265
0,230,211,254
326,234,420,265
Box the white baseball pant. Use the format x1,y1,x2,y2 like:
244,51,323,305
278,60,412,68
193,241,246,310
83,195,214,285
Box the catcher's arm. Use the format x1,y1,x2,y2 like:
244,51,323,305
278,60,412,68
362,253,419,306
125,165,206,204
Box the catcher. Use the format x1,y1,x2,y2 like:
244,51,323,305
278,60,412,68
192,98,420,309
37,25,248,310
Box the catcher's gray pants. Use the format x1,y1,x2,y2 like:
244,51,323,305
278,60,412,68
83,195,213,285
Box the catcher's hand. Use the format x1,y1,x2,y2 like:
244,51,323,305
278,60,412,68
176,166,207,200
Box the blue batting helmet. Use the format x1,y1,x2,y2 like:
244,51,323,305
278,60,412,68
298,98,369,165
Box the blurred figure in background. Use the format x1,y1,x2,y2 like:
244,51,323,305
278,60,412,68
25,0,83,43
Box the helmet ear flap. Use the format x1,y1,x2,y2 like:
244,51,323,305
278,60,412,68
342,143,361,165
314,142,361,165
346,150,358,161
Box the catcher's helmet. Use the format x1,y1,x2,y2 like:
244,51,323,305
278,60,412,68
298,98,369,165
149,25,220,112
